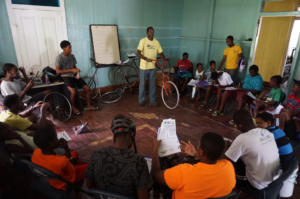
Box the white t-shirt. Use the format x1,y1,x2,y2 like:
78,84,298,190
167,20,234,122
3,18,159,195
225,128,280,190
195,70,204,79
0,79,32,102
218,72,233,86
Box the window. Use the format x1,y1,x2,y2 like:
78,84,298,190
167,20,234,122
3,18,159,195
11,0,59,7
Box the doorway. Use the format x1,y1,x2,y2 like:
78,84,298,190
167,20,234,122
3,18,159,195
5,0,68,76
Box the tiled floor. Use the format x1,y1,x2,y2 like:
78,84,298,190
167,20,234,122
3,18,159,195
4,87,300,198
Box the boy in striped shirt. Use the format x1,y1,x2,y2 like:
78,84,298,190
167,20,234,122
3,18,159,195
276,79,300,139
174,52,193,94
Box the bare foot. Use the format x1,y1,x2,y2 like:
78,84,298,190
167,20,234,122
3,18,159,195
85,106,99,111
72,107,80,114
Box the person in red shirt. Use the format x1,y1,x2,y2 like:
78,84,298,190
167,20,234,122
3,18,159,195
31,127,88,190
174,53,193,95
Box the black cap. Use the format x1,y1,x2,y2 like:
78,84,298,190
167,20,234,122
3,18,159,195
293,79,300,87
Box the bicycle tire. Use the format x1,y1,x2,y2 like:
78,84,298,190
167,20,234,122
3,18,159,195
114,65,138,88
78,76,99,100
43,92,72,122
100,89,122,104
161,81,180,109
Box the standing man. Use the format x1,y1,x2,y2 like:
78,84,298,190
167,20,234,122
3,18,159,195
137,27,169,107
218,36,245,77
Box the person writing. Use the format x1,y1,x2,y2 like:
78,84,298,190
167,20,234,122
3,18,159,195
137,27,169,107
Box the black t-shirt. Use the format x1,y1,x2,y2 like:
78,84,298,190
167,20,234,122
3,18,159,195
85,146,153,197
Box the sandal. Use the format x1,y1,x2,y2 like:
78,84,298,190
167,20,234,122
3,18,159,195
229,120,235,125
75,122,89,135
74,111,82,116
212,110,224,116
200,104,208,109
207,109,214,114
84,106,100,111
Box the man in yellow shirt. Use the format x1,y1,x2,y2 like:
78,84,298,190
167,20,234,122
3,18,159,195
137,27,168,107
218,36,245,77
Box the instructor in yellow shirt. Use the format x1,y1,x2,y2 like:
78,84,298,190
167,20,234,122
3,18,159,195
218,35,245,77
137,27,168,107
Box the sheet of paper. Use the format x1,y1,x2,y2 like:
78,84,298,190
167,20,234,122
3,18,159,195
267,105,284,126
196,80,211,88
144,157,152,173
188,79,199,86
57,131,71,141
127,53,136,57
157,119,180,157
225,87,237,91
115,59,129,65
238,58,245,72
180,68,188,72
224,138,232,142
246,92,256,100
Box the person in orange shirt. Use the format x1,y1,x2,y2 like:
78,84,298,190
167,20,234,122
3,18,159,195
152,132,236,199
31,127,88,190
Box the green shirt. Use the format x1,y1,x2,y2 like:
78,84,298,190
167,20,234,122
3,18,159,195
266,88,286,107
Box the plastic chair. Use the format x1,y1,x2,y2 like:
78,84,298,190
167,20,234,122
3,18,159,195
87,188,135,199
208,191,236,199
20,159,87,199
234,159,298,199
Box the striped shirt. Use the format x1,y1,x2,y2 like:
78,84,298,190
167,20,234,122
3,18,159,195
267,126,294,164
286,93,300,113
176,60,193,72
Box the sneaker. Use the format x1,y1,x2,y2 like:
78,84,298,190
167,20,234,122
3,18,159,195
150,102,160,107
139,101,145,107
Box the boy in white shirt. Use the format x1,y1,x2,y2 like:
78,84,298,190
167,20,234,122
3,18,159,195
225,110,280,190
201,71,233,115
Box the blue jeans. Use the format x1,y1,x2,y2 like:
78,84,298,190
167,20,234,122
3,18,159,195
139,69,156,103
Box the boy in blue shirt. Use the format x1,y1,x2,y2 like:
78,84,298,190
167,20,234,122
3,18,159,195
256,112,294,165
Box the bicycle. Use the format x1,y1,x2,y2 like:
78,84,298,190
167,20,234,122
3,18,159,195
154,59,180,109
78,58,122,104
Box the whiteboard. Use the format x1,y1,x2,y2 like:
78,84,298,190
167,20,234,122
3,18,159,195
90,25,120,65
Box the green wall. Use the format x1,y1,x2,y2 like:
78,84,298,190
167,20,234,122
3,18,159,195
180,0,260,79
0,0,18,75
65,0,184,88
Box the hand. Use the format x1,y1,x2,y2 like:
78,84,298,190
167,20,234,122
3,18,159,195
33,101,44,109
153,139,162,150
41,102,50,112
19,67,26,73
146,58,152,62
180,141,197,157
211,81,215,85
165,58,170,61
26,80,34,89
59,138,69,149
242,60,246,65
72,68,80,73
224,140,232,151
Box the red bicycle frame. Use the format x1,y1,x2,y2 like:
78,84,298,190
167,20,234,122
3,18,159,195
153,59,171,96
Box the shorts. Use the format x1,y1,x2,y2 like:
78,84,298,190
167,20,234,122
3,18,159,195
174,71,192,80
63,76,87,89
284,119,298,139
227,90,253,103
224,68,238,77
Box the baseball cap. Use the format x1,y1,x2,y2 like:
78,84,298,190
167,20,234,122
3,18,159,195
293,79,300,86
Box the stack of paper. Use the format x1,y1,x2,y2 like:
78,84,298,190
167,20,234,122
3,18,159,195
127,53,136,58
57,131,71,141
115,59,129,65
267,104,284,126
196,80,217,88
157,119,181,157
246,92,257,100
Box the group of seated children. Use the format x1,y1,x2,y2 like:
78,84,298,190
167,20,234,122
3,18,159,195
1,109,296,198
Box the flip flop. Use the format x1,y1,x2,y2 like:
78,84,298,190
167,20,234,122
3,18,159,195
84,106,100,111
229,120,235,125
207,109,214,114
212,110,224,116
200,104,209,109
75,122,89,135
74,112,82,116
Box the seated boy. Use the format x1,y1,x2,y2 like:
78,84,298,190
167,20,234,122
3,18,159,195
1,63,50,106
85,115,152,198
152,132,236,199
0,95,87,134
214,65,263,122
55,40,99,115
203,60,217,83
252,75,285,115
225,110,280,190
275,79,300,139
201,71,234,114
187,63,204,101
173,52,193,95
31,127,88,190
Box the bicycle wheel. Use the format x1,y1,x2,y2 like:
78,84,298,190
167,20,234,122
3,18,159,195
43,92,72,122
114,65,138,88
161,81,180,109
78,76,99,100
100,89,122,104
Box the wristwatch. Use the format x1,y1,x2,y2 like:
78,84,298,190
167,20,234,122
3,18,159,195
29,106,36,112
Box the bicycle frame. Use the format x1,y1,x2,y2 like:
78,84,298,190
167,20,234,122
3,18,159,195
153,59,172,96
